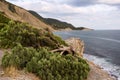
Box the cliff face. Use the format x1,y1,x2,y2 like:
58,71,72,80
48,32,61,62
0,1,53,30
65,38,84,57
65,38,115,80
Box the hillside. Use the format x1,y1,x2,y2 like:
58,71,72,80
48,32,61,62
0,1,115,80
29,10,75,30
0,0,53,31
29,10,93,31
0,1,90,80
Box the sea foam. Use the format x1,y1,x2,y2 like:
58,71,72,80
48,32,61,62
84,54,120,80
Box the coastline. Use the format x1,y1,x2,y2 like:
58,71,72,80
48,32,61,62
85,58,117,80
0,38,116,80
65,37,116,80
86,60,116,80
84,53,119,80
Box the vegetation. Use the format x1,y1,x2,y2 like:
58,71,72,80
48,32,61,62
2,45,90,80
0,14,66,49
0,12,90,80
0,13,10,23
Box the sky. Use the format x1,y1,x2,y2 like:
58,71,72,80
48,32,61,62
6,0,120,30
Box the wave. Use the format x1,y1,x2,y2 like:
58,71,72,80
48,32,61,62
55,32,120,43
84,54,120,80
76,35,120,43
96,37,120,43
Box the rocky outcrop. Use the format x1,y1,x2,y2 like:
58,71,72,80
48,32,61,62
65,38,84,57
65,38,115,80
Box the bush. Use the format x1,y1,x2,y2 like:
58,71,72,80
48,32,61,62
53,35,68,46
0,20,65,49
2,44,36,69
2,45,90,80
39,36,58,49
0,13,10,23
0,23,5,30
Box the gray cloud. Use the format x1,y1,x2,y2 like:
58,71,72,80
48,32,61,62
61,0,120,8
64,0,97,7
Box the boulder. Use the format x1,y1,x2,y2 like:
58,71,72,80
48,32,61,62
65,37,84,57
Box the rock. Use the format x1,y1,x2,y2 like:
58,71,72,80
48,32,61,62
65,37,84,57
86,61,115,80
65,38,115,80
0,71,4,76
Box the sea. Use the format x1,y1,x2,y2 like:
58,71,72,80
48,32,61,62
54,30,120,80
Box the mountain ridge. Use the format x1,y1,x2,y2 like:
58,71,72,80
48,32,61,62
0,0,54,31
29,10,93,30
29,10,75,30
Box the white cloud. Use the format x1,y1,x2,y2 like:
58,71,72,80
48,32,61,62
10,0,118,14
98,0,120,4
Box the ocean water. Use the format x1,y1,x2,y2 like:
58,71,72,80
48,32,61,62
54,30,120,80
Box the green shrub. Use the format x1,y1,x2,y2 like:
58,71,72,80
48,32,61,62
2,44,35,69
53,35,68,46
2,45,90,80
0,23,5,30
38,36,58,49
0,13,10,23
0,20,65,49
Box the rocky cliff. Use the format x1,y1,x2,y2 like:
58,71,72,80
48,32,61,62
65,38,115,80
65,38,84,57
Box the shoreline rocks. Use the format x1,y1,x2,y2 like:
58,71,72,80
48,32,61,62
65,37,116,80
65,37,84,57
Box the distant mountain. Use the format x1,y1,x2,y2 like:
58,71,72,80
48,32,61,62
29,10,93,31
29,10,75,30
75,27,94,31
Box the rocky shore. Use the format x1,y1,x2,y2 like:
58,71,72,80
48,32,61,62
0,38,116,80
65,38,115,80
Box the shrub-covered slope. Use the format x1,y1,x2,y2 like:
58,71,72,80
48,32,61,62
2,45,90,80
0,13,90,80
0,5,90,80
0,13,66,49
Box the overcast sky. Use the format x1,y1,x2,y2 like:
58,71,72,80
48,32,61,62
6,0,120,30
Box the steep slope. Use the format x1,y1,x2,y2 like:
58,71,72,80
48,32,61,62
29,10,75,30
0,0,53,30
